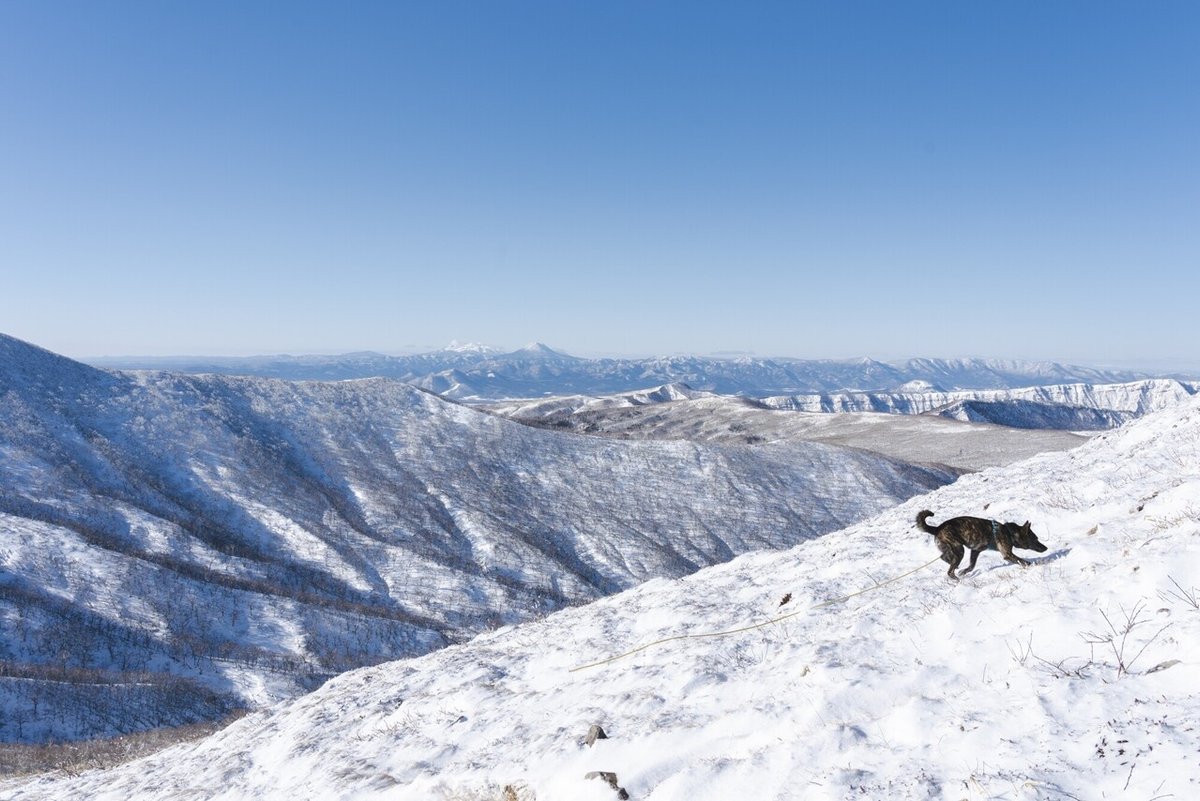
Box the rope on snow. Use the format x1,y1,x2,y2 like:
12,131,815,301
568,556,942,673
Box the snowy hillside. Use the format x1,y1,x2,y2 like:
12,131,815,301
88,347,1167,401
0,334,955,743
932,398,1134,430
763,378,1196,420
9,395,1199,800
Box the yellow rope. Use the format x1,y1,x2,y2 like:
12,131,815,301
568,555,941,673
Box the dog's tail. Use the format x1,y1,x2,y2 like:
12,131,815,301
916,509,939,535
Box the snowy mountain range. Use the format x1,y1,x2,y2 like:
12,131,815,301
87,344,1179,401
9,370,1199,800
0,334,956,744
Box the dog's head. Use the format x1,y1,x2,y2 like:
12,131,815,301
1011,520,1048,552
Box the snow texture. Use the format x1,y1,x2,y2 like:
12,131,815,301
7,394,1199,800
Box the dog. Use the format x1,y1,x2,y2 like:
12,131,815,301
916,510,1047,580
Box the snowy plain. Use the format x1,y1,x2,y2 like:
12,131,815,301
486,385,1088,471
7,393,1199,800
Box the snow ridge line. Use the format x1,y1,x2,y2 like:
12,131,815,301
569,555,942,672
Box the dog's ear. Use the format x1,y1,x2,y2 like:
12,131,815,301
1022,521,1031,530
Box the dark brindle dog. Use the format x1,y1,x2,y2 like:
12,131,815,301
916,510,1047,580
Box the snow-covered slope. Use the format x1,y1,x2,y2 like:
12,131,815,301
487,388,1087,471
11,395,1199,800
89,348,1169,401
932,398,1134,430
485,382,711,421
0,334,955,743
763,377,1196,419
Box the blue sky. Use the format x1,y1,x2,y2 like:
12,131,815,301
1,2,1197,366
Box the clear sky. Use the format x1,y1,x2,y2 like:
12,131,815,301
1,2,1197,367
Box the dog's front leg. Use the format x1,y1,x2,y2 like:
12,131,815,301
1000,547,1030,566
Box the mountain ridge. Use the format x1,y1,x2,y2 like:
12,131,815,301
80,339,1182,400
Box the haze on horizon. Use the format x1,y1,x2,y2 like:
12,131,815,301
73,339,1200,377
2,3,1197,368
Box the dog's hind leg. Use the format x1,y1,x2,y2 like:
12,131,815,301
939,540,965,580
959,549,983,576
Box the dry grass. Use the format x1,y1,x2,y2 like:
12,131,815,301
0,709,248,778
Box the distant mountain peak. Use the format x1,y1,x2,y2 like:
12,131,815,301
510,342,574,360
442,341,502,354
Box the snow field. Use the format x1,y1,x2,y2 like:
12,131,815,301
8,398,1199,800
